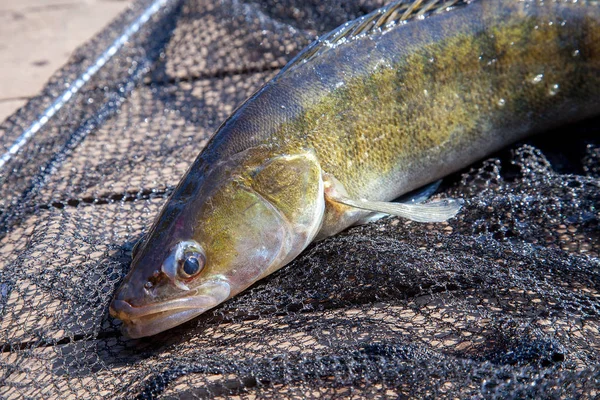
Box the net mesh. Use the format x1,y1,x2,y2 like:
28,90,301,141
0,0,599,398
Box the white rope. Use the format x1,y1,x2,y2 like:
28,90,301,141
0,0,172,170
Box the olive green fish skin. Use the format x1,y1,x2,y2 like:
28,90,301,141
172,0,600,236
206,0,600,201
110,0,600,337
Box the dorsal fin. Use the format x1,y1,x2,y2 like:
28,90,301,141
276,0,468,77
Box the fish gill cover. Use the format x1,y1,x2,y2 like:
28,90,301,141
0,0,598,398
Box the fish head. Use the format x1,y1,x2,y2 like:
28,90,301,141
110,147,324,338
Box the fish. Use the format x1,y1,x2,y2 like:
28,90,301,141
109,0,600,338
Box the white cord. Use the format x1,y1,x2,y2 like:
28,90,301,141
0,0,172,170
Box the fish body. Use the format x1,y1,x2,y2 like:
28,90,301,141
110,0,600,338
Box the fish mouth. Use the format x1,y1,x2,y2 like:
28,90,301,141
109,280,231,338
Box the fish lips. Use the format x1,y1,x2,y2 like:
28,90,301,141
109,280,231,338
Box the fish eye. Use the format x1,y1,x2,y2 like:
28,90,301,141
178,252,205,279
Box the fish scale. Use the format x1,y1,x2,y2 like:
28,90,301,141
110,0,600,338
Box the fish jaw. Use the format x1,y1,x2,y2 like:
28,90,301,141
109,280,231,338
109,148,327,337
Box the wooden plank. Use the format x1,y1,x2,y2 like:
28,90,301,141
0,99,27,125
0,341,143,400
160,0,313,80
37,70,276,203
0,0,132,121
159,0,390,80
0,198,164,344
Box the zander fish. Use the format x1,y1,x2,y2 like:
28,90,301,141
110,0,600,338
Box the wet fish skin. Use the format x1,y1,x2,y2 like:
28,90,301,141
110,0,600,338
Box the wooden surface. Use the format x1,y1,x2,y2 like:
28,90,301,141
0,0,133,124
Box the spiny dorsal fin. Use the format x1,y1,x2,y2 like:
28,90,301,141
277,0,468,77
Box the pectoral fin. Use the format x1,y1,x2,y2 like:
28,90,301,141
331,196,463,223
317,174,462,240
323,174,461,223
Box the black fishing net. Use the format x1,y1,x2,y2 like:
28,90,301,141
1,0,598,398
